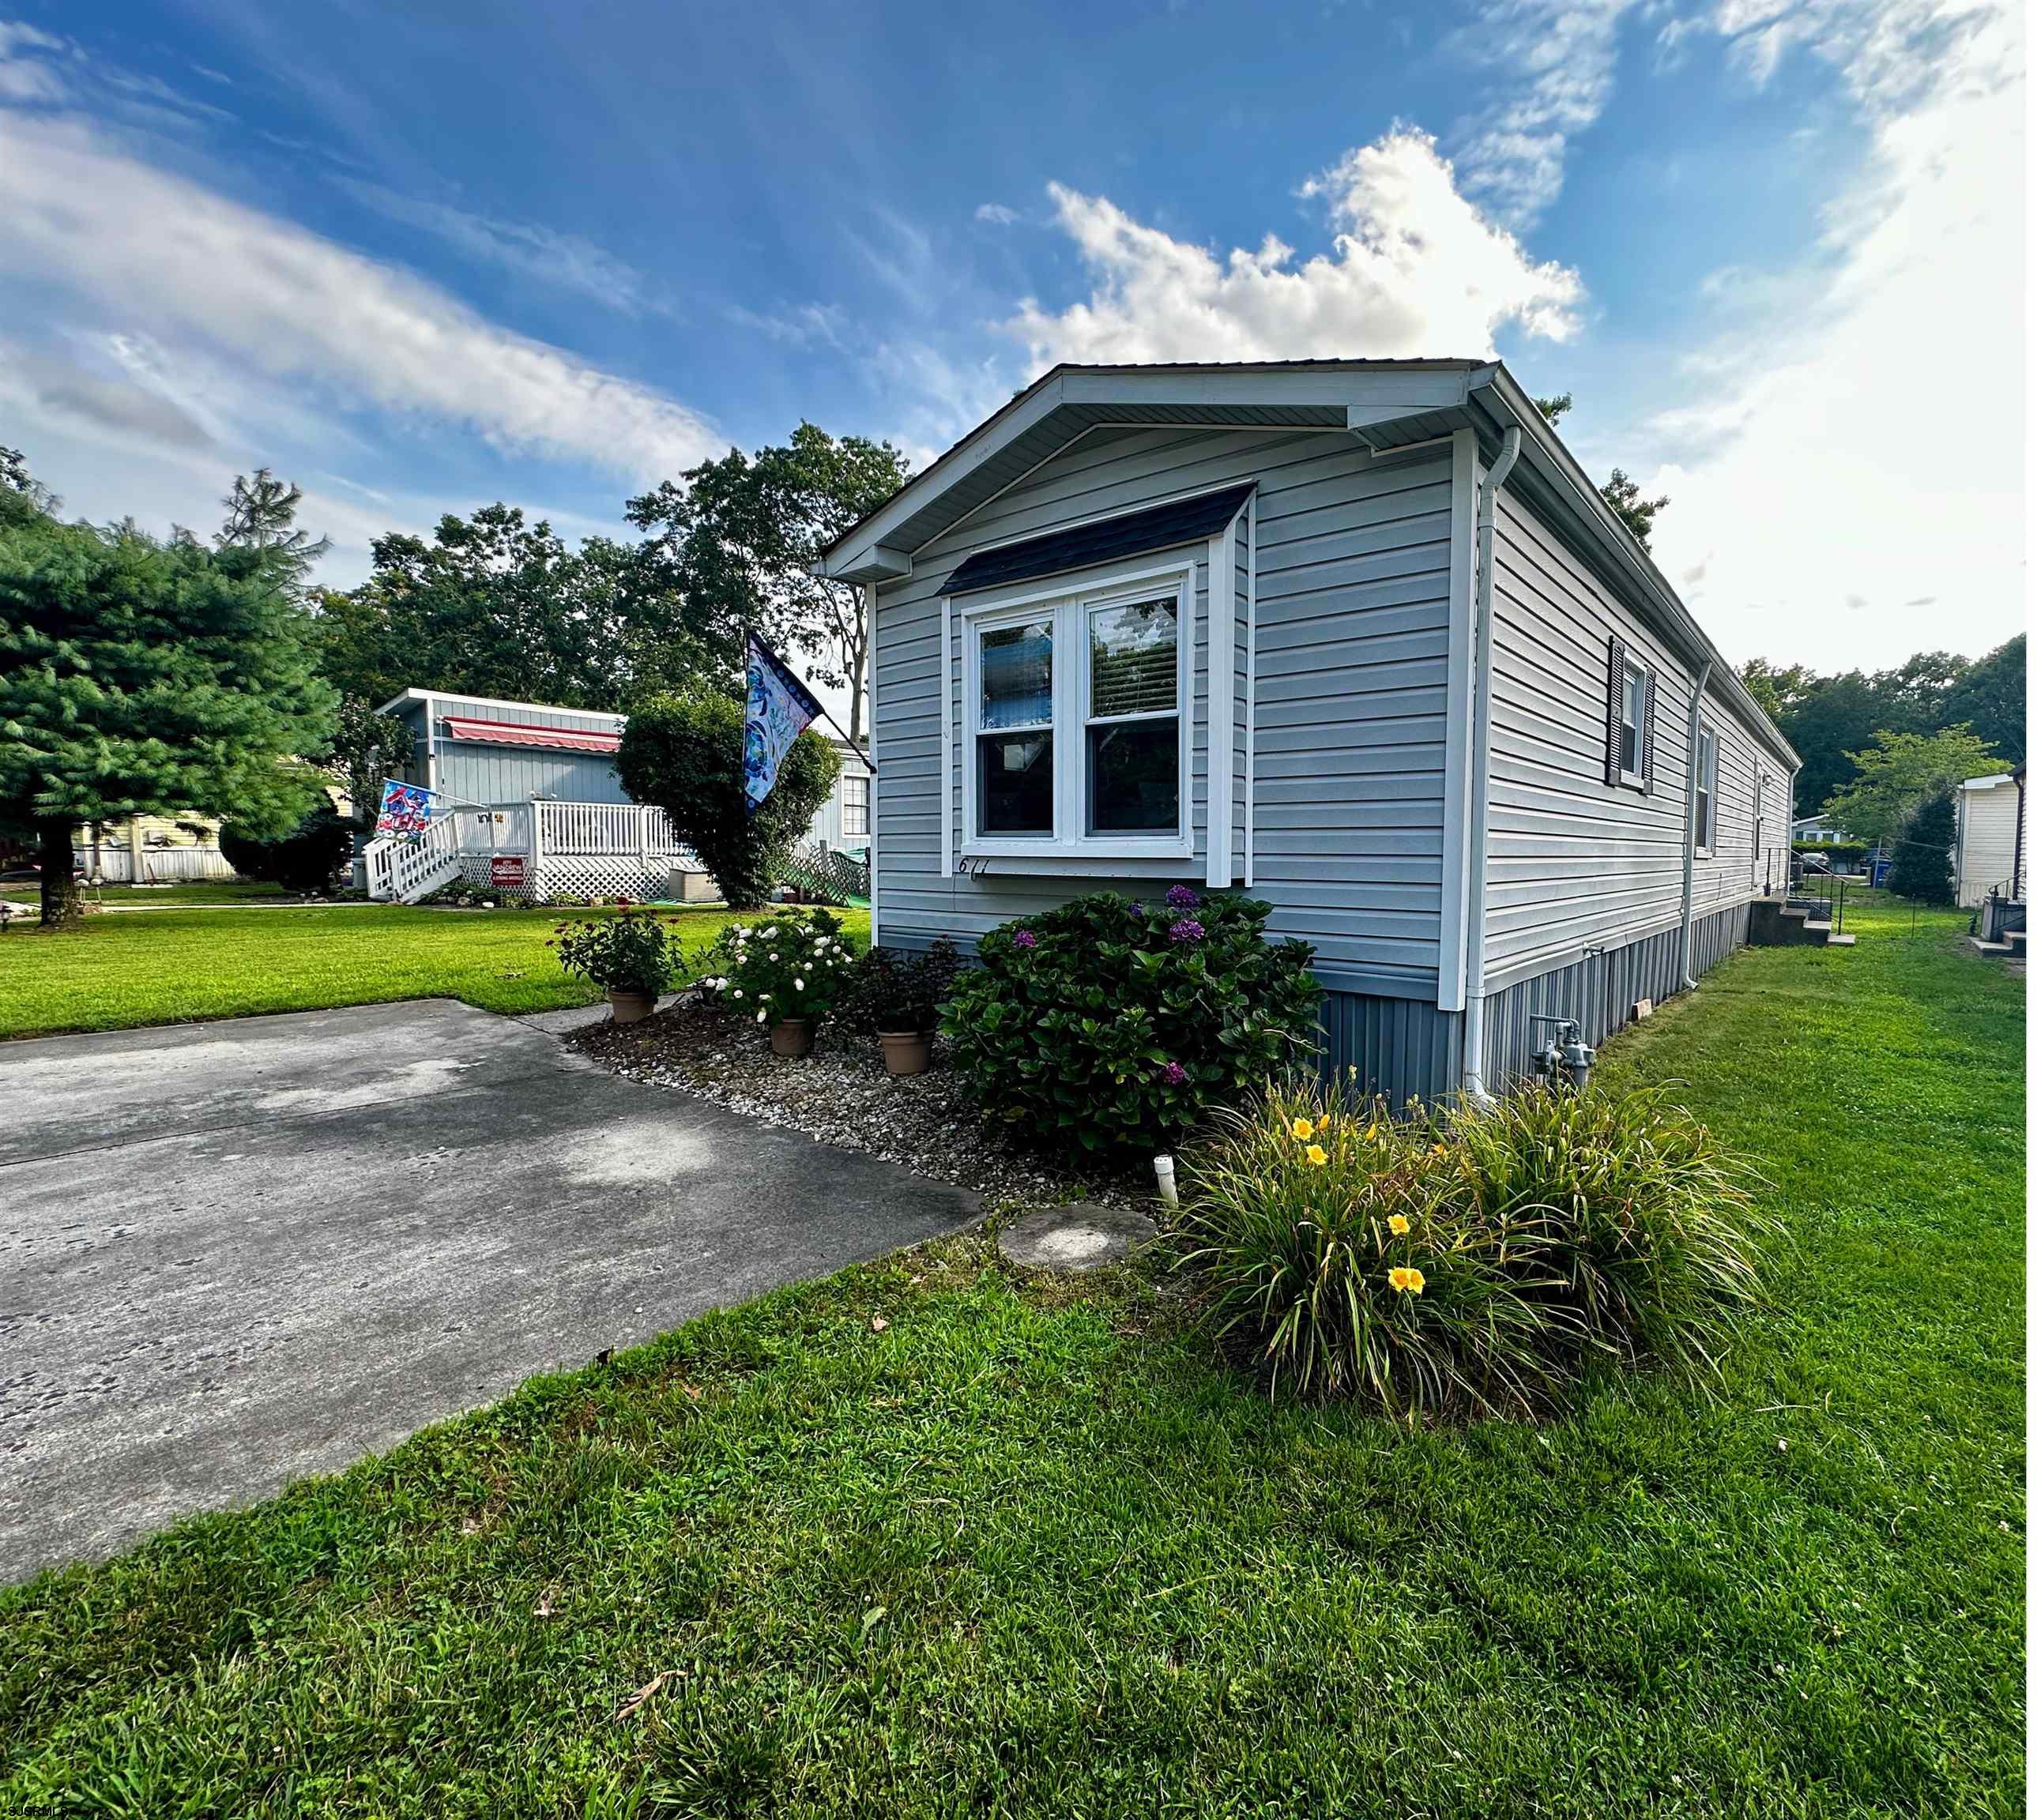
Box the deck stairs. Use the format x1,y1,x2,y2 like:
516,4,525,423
1967,927,2027,962
1749,897,1855,949
363,816,465,904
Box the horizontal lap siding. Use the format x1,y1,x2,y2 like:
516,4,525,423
1484,496,1779,990
873,427,1455,995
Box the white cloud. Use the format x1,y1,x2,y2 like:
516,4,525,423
1641,0,2024,668
1004,129,1583,369
1451,0,1640,225
974,201,1019,225
0,108,721,484
336,179,666,315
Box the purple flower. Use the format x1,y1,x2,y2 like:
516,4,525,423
1158,1060,1188,1086
1168,917,1205,945
1128,901,1146,917
1011,928,1038,949
1165,884,1201,911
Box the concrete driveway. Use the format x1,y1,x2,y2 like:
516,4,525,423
0,1000,978,1583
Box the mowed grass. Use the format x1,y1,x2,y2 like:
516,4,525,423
0,897,2022,1816
0,904,867,1039
0,879,291,905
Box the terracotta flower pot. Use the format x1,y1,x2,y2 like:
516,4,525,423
770,1017,815,1058
876,1028,932,1077
607,988,657,1024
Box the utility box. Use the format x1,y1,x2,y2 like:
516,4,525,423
668,865,718,904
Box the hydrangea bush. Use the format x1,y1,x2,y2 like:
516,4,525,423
697,906,853,1029
942,886,1319,1155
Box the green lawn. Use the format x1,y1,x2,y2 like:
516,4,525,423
0,904,865,1039
0,878,292,905
0,897,2022,1815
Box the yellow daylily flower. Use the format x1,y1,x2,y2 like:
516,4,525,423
1305,1144,1328,1167
1388,1213,1410,1236
1290,1117,1315,1141
1388,1266,1426,1295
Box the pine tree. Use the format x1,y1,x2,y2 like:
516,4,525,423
1888,790,1957,906
217,468,330,586
0,511,336,926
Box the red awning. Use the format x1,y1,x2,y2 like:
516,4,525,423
440,716,621,754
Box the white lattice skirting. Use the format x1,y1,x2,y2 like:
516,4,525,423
453,852,691,902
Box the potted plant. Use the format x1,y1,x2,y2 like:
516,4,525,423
549,906,680,1022
698,907,851,1056
843,940,959,1076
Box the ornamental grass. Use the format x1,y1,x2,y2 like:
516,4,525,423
1176,1076,1775,1421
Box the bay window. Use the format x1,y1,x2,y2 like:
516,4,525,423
962,565,1192,858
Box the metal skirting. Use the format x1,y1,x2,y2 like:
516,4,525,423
1316,991,1463,1103
1479,903,1750,1092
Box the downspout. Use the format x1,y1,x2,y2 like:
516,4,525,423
1679,659,1713,989
1459,425,1522,1106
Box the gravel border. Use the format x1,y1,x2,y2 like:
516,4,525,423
569,995,1147,1211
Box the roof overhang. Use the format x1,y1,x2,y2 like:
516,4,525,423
820,357,1798,770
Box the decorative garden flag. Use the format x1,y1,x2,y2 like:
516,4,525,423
744,633,824,813
375,779,438,837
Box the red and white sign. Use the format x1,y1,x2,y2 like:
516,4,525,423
489,855,528,888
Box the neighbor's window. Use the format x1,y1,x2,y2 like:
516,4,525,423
841,772,869,838
1086,595,1180,834
977,616,1055,835
1694,723,1719,853
1619,660,1648,785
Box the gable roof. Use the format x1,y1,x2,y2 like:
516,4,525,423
819,358,1798,769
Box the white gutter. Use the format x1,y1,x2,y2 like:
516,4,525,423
1678,659,1713,989
1459,424,1523,1106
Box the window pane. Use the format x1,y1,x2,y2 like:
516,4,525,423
980,731,1053,834
1090,597,1178,719
1620,667,1646,776
1087,720,1178,833
981,620,1052,729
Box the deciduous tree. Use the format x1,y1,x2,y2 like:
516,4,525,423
1821,726,1998,849
626,423,910,744
1887,789,1956,904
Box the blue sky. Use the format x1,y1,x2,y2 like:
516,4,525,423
0,0,2023,674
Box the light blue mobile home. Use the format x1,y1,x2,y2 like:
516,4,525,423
376,690,631,808
819,359,1800,1100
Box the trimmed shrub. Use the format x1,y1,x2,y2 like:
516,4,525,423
218,806,352,893
617,690,838,910
942,887,1319,1156
1177,1077,1775,1419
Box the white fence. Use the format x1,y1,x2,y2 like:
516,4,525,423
364,800,700,903
85,846,237,884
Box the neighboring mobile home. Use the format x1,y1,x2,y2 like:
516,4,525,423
1954,769,2027,908
818,359,1800,1101
366,689,872,901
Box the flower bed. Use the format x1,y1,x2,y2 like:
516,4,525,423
570,994,1134,1209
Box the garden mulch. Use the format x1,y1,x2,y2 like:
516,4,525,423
568,993,1147,1212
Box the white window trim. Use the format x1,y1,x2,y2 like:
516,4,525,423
1694,719,1719,858
840,771,870,838
956,557,1196,863
1617,654,1651,791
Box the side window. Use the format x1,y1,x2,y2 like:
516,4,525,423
841,773,870,837
1694,724,1719,853
1606,637,1654,792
